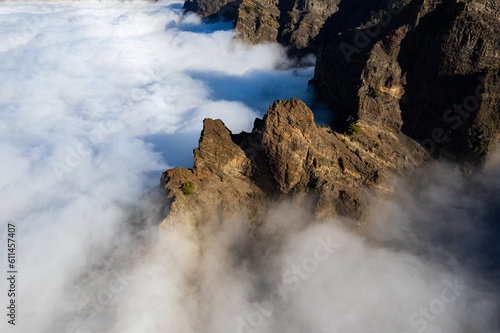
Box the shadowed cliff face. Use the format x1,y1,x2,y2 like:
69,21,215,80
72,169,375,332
160,98,429,227
183,0,337,52
313,0,500,165
183,0,394,55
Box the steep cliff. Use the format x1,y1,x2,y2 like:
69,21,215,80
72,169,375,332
160,98,429,228
313,0,500,165
183,0,393,54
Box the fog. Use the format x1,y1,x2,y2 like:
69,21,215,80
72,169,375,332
0,1,498,333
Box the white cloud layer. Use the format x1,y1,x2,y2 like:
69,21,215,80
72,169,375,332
0,1,498,333
0,1,315,331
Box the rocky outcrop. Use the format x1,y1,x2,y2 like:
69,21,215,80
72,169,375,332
160,98,429,228
313,0,500,165
183,0,393,54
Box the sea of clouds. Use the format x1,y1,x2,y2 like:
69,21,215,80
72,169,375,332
0,1,499,333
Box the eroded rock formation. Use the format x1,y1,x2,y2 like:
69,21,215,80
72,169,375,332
160,98,429,228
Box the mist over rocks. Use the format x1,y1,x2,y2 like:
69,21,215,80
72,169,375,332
152,152,500,333
169,3,500,322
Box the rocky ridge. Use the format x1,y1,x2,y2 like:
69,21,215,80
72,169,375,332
160,98,428,229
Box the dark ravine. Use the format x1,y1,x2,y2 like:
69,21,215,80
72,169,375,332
163,0,500,226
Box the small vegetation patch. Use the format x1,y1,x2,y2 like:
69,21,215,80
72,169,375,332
182,181,194,196
345,123,362,136
244,4,252,14
370,84,381,98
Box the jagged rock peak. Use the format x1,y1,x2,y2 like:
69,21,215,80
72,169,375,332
193,118,250,178
160,98,429,229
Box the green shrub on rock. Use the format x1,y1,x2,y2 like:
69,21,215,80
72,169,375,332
345,123,362,136
370,84,381,98
182,181,194,196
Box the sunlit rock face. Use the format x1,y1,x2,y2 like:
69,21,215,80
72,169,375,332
160,97,429,227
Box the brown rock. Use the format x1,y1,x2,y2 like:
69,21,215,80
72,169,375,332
160,98,429,229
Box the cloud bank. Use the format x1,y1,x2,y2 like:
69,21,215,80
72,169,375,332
0,0,316,331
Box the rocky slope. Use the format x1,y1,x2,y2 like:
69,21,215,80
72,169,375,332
160,98,429,229
183,0,393,54
313,0,500,165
